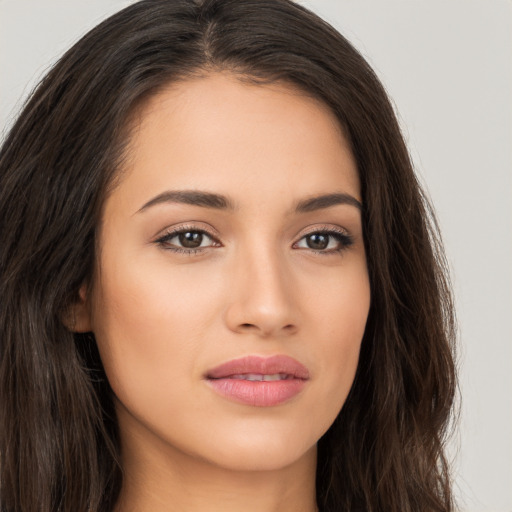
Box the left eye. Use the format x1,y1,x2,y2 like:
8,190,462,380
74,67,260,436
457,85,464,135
294,231,352,252
157,230,217,250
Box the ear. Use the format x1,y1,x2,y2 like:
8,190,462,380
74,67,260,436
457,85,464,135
62,284,93,333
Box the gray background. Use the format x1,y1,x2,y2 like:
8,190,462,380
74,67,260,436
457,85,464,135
1,1,511,510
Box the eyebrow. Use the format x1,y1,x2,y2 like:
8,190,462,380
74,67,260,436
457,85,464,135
137,190,235,213
136,190,362,214
294,193,362,213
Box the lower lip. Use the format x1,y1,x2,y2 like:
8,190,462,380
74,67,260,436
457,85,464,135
206,378,306,407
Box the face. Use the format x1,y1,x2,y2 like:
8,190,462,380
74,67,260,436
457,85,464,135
79,73,370,472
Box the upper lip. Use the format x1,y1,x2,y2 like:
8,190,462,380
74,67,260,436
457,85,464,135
205,355,310,380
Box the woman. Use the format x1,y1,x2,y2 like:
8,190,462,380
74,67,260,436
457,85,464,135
0,0,457,511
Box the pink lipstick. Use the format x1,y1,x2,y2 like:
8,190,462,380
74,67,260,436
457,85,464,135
205,355,309,407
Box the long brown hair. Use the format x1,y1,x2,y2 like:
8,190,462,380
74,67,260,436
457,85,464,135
0,1,457,510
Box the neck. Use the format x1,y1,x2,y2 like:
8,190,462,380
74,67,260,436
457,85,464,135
114,410,318,512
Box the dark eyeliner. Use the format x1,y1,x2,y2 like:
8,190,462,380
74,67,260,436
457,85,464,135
295,227,354,255
154,225,220,254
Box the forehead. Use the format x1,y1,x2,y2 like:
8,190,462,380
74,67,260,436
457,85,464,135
113,72,360,213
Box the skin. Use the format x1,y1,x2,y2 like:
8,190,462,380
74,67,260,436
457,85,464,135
74,73,371,512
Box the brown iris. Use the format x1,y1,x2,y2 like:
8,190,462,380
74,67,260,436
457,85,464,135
306,233,330,250
178,231,203,248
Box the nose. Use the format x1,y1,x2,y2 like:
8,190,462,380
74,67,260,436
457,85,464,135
223,245,299,338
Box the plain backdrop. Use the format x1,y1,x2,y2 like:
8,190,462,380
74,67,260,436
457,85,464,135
1,1,511,511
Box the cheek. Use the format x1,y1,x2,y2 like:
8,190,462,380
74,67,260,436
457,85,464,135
304,263,370,406
89,254,220,413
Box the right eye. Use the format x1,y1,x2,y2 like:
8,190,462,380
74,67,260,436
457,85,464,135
155,228,220,253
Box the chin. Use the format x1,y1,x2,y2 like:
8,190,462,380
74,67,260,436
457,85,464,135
204,440,317,473
187,420,320,473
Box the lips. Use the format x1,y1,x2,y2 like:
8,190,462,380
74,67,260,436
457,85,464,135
206,354,310,380
205,355,309,407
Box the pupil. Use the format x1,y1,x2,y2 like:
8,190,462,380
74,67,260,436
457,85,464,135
179,231,203,248
307,233,329,250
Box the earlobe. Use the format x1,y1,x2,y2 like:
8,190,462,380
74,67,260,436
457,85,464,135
63,284,93,333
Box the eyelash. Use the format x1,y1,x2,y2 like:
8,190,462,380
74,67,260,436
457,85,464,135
154,224,221,255
295,226,354,255
154,225,354,256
